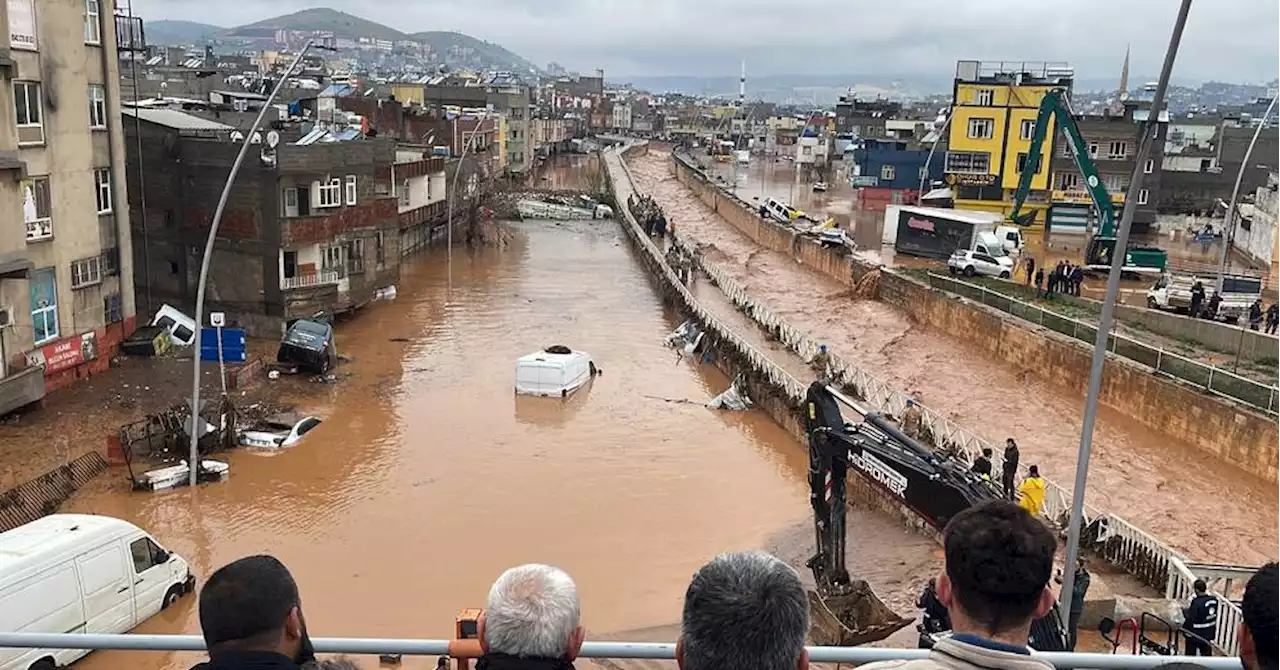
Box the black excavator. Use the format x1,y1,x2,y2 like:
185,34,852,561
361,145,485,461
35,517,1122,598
803,382,1069,651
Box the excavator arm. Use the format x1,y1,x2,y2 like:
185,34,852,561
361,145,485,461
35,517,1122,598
1009,89,1116,237
803,382,1069,651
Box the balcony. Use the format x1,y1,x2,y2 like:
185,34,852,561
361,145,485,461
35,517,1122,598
281,268,344,290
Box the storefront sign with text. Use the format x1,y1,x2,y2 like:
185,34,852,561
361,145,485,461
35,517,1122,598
945,172,997,187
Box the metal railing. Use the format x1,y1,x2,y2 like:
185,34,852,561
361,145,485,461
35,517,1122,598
926,272,1278,416
0,633,1247,669
281,268,344,290
1167,555,1247,657
643,148,1252,654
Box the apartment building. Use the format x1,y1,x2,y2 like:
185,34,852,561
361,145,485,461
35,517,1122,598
945,60,1074,227
1048,102,1168,234
0,0,136,411
124,109,399,337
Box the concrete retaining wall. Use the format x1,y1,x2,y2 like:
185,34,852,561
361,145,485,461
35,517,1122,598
668,153,1278,483
0,452,109,533
1113,303,1279,363
608,145,936,539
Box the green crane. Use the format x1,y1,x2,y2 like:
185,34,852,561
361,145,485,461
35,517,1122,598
1008,89,1168,275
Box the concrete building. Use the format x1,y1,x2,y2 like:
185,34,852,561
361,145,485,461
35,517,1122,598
0,0,136,406
1232,173,1279,291
834,95,901,139
945,60,1074,227
124,109,400,337
1159,117,1279,214
394,150,449,255
419,83,534,178
1048,102,1168,234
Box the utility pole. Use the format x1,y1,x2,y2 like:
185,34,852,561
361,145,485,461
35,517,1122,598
1057,0,1193,632
187,41,331,486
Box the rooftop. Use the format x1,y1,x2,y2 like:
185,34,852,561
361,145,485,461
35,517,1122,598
123,108,234,131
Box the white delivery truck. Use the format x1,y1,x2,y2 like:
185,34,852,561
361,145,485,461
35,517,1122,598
0,514,196,670
883,205,1017,261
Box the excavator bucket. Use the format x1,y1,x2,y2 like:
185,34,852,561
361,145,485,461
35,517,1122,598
806,580,914,647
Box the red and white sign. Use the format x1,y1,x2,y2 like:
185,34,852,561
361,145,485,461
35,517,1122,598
39,332,98,375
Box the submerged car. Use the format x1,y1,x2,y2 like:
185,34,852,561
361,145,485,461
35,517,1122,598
240,415,323,450
515,345,597,398
277,318,337,374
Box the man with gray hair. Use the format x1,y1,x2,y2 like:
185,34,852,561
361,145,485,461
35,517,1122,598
476,564,586,670
677,551,810,670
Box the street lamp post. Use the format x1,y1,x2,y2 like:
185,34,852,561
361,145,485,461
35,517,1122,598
186,41,329,486
445,118,485,295
1056,0,1193,629
1214,94,1278,291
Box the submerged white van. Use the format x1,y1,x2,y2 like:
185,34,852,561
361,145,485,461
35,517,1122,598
515,346,596,398
0,514,196,670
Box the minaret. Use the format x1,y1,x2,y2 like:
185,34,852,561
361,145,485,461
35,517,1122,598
1110,45,1131,115
739,60,746,110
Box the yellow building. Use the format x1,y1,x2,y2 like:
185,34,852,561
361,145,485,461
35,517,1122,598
944,61,1074,228
495,115,509,172
390,83,426,106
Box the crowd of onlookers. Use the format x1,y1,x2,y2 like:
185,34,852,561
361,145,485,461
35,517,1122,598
185,501,1277,670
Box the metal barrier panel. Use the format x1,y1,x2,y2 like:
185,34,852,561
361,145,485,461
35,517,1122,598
0,633,1249,669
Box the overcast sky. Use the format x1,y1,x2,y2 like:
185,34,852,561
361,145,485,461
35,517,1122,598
131,0,1279,84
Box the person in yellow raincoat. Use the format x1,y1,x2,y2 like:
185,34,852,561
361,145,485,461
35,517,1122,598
1018,464,1047,516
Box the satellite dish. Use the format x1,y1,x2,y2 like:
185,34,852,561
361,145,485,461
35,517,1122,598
229,130,245,143
250,132,262,144
266,130,280,148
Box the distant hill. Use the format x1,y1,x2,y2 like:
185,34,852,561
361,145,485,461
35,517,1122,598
145,19,223,45
225,8,406,41
409,31,539,74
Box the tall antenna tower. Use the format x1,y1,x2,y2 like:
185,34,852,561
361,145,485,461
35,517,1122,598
739,60,746,110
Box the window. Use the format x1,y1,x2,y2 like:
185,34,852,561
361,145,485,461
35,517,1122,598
1015,153,1042,174
880,165,896,181
29,267,58,345
321,245,343,270
967,118,994,139
346,238,365,273
88,85,106,128
1087,142,1099,159
71,256,102,288
282,187,298,217
944,151,991,174
94,168,112,213
1058,172,1080,190
344,175,357,205
102,247,120,276
375,230,386,268
399,179,411,207
1019,119,1036,141
317,178,341,208
103,293,124,324
1102,174,1128,192
975,89,994,106
21,177,52,240
1137,188,1149,205
1144,158,1154,174
84,0,101,44
1107,141,1128,159
13,81,44,145
129,537,166,574
919,166,929,180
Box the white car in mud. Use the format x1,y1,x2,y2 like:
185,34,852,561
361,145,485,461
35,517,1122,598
239,416,323,450
947,249,1014,279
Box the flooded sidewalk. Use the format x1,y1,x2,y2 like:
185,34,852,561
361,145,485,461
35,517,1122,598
629,149,1278,566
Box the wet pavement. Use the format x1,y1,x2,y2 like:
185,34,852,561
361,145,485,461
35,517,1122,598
631,148,1279,567
62,219,937,669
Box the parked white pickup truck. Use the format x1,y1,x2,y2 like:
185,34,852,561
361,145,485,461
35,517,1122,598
1146,273,1262,322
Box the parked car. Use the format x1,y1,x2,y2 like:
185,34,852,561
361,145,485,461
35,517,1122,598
240,415,323,450
277,318,337,374
947,249,1014,279
0,515,196,670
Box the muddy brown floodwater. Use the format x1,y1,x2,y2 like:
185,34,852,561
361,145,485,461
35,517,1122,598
61,219,937,670
632,149,1279,567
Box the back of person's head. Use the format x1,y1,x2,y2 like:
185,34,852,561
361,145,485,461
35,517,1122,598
1028,465,1039,477
1241,563,1278,670
1193,578,1207,594
199,555,312,660
939,501,1056,638
480,564,583,660
299,660,361,670
981,448,992,458
678,551,809,670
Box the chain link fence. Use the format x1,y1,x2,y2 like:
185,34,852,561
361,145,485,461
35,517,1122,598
927,272,1278,415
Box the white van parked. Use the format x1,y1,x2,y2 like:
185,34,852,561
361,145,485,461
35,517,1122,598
515,346,597,398
0,514,196,670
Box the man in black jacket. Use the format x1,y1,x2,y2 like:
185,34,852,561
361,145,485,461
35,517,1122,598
1182,579,1219,656
191,555,316,670
1002,439,1020,500
972,448,993,480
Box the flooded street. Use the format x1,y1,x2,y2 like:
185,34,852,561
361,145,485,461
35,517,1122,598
633,149,1279,566
60,218,933,669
